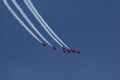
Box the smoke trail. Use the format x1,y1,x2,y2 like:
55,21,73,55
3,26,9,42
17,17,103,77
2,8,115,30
23,0,63,47
26,0,70,49
11,0,53,47
3,0,42,44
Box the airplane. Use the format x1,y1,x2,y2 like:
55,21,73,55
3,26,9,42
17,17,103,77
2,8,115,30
62,47,80,54
67,49,71,53
53,46,57,50
62,47,66,50
72,50,80,54
73,51,77,53
71,49,77,53
71,49,74,52
62,47,67,53
77,50,80,54
42,43,47,47
63,50,67,53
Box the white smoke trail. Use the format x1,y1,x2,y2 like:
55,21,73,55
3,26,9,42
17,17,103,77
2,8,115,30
3,0,42,44
26,0,70,49
11,0,53,47
23,0,63,47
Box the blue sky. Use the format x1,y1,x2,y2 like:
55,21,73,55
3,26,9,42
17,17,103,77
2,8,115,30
0,0,120,80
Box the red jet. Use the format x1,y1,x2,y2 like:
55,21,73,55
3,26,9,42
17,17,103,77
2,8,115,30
63,50,67,53
67,49,71,53
62,47,67,53
77,50,80,54
71,49,76,53
42,43,47,47
53,46,57,50
62,47,65,50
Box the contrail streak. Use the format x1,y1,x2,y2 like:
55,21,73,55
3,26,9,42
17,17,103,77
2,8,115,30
26,0,70,49
23,0,63,47
11,0,53,47
3,0,43,44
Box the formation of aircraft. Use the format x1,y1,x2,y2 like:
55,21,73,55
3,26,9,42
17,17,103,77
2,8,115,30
42,45,80,54
62,47,80,54
3,0,80,54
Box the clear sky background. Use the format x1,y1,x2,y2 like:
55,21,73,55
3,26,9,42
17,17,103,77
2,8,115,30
0,0,120,80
